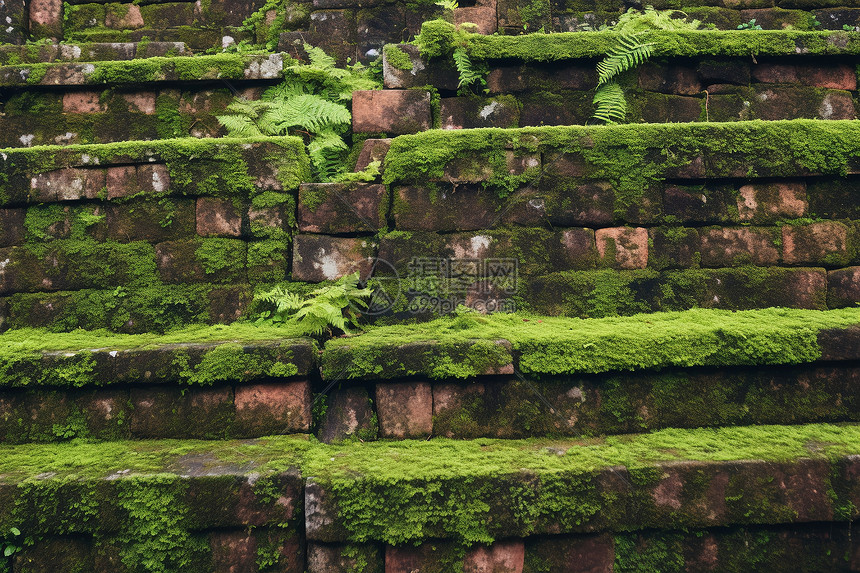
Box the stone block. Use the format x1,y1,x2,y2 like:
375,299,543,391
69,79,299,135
393,184,504,231
105,3,144,28
752,87,856,121
62,90,104,113
354,138,392,173
155,239,247,284
699,227,780,267
28,0,62,38
663,183,738,224
352,89,432,134
209,532,258,573
307,543,383,573
318,386,377,444
105,165,138,200
291,235,377,282
308,10,357,65
234,381,312,436
440,96,520,129
827,266,860,308
486,65,596,94
455,3,498,34
299,183,386,233
196,197,243,237
696,59,750,85
753,63,857,90
818,325,860,362
30,168,105,202
383,44,459,91
638,63,702,95
356,4,406,62
130,386,234,438
0,0,26,44
737,181,807,222
136,163,170,194
0,208,25,247
375,382,432,438
596,227,649,270
464,541,524,573
524,534,614,573
106,199,195,242
782,221,849,266
14,538,93,573
648,227,700,270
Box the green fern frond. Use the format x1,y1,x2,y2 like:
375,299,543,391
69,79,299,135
453,47,485,89
216,113,266,138
596,34,655,86
258,94,351,134
591,82,627,124
308,129,349,181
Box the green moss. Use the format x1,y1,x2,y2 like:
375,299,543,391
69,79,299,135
322,307,860,379
195,238,247,276
614,532,685,573
384,120,860,215
383,44,414,71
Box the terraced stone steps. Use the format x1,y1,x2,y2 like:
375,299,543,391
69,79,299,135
0,423,858,571
1,308,857,443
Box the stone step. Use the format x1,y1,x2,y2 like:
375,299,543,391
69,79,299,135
0,41,189,65
0,423,858,571
1,308,857,442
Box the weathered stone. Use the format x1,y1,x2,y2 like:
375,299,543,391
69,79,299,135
106,199,195,242
30,168,105,202
383,44,459,91
299,183,386,233
639,63,702,95
818,325,860,361
155,240,246,284
209,531,258,573
62,90,104,113
455,2,498,34
356,4,406,62
464,541,524,573
827,266,860,308
487,65,596,94
394,184,504,231
307,543,383,573
753,63,857,90
353,138,392,173
699,227,780,267
292,235,377,282
28,0,62,38
352,89,432,134
318,386,377,443
648,227,700,270
197,197,243,237
0,0,26,44
596,227,649,270
0,208,25,247
130,386,234,438
234,381,312,436
663,184,738,224
375,382,432,438
696,59,750,85
524,534,614,573
105,3,144,28
782,221,849,265
440,96,520,130
737,181,807,222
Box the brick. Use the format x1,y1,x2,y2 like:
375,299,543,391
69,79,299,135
307,543,382,573
752,63,799,84
106,165,138,200
209,532,257,573
106,199,195,242
130,387,234,438
0,208,25,247
487,65,595,94
155,240,246,284
62,90,104,113
818,325,860,361
663,184,737,224
737,181,807,222
247,204,290,239
30,168,104,202
197,197,243,237
0,0,26,44
394,184,503,232
299,183,386,233
817,91,856,120
696,60,750,85
234,381,312,436
136,163,170,194
648,227,700,270
525,534,614,573
753,63,857,90
596,227,649,270
464,541,524,573
638,63,702,95
455,3,498,34
383,44,459,91
375,382,432,438
699,227,780,267
354,138,392,173
352,90,432,134
105,3,144,28
356,4,406,62
827,266,860,308
440,96,520,130
318,386,377,444
28,0,62,38
291,235,376,282
782,221,849,266
441,151,540,184
385,542,459,572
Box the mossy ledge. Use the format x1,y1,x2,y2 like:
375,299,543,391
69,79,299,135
0,323,316,387
418,21,860,61
320,308,860,380
1,423,858,545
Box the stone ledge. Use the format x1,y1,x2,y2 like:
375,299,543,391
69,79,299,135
321,308,860,380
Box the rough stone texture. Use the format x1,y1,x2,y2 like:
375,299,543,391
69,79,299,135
699,227,781,267
596,227,649,269
394,185,504,231
197,197,243,237
383,44,458,91
234,381,312,436
129,386,234,438
354,138,392,173
307,543,383,573
318,386,377,443
375,382,432,438
737,181,807,222
28,0,63,38
0,0,26,44
524,534,614,573
292,235,377,282
752,63,857,90
0,208,25,247
352,89,432,134
440,96,521,130
827,266,860,308
638,63,702,95
298,183,386,233
30,168,106,202
782,221,849,266
464,541,525,573
455,3,498,34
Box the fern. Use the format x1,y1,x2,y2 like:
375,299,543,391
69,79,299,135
453,47,487,92
217,43,381,181
254,273,372,336
596,34,655,86
614,6,704,33
592,82,627,124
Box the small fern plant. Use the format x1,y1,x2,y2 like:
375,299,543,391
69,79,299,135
591,34,655,123
254,272,372,336
453,47,488,93
217,43,380,181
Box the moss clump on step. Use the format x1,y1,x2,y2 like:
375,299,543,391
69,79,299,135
322,307,860,379
383,44,414,71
